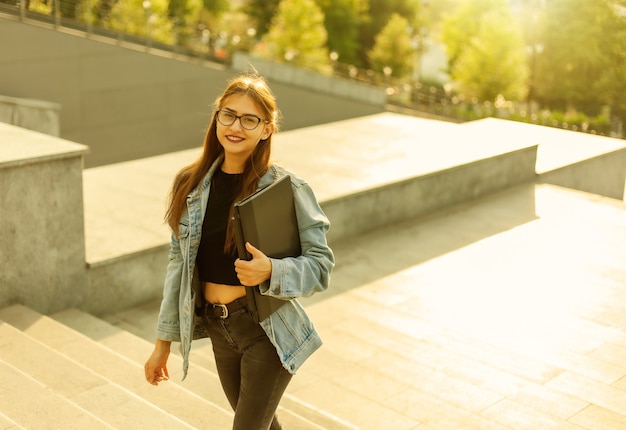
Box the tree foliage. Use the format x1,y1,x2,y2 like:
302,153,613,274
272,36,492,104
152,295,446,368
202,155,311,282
441,0,509,73
534,0,626,117
368,13,414,79
241,0,280,39
167,0,204,44
452,8,528,101
253,0,331,74
108,0,174,43
610,2,626,119
243,0,367,66
358,0,421,67
315,0,367,65
200,0,229,16
441,0,528,101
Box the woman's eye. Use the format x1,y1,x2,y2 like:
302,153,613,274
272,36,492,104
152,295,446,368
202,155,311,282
242,116,258,127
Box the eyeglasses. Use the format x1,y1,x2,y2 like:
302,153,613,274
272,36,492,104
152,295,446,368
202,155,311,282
216,110,267,130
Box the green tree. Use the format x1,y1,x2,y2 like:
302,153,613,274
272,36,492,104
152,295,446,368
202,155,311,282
441,0,527,101
425,0,461,29
253,0,331,74
200,0,229,16
515,0,546,108
167,0,205,45
358,0,421,67
368,13,414,79
452,8,528,101
107,0,174,44
28,0,51,14
610,2,626,121
516,0,545,45
242,0,280,39
314,0,367,66
441,0,509,73
534,0,626,117
86,0,115,25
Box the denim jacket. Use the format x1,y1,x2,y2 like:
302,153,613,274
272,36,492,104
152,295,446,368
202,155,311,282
156,158,334,379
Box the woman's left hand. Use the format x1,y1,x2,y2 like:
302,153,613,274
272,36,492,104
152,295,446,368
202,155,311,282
235,242,272,286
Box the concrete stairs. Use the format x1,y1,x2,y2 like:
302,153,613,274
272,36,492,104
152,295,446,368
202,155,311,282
0,305,356,430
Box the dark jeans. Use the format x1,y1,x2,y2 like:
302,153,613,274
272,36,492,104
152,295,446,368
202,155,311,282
201,298,293,430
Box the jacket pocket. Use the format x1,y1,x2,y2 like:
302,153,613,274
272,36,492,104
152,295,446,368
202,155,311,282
262,300,320,373
179,220,189,237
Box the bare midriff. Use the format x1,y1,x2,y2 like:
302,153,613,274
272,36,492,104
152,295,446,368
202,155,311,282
203,282,246,305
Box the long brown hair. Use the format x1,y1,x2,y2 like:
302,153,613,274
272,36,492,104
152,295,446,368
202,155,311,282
165,73,280,252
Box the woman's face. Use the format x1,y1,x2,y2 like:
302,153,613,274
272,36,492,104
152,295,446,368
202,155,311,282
216,94,274,170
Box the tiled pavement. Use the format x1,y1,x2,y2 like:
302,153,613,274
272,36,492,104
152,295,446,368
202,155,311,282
97,114,626,429
296,183,626,429
108,182,626,429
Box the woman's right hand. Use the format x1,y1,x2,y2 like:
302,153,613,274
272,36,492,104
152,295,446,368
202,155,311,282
144,339,171,386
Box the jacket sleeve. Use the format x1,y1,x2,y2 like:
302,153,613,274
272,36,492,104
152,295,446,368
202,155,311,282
259,179,334,299
155,229,185,341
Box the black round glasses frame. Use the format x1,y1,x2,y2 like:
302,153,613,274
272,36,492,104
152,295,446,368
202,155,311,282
216,110,268,130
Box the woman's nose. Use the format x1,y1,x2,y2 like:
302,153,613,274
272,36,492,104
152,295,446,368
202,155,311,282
230,117,244,130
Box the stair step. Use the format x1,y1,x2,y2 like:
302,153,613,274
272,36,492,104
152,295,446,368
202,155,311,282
279,396,359,430
106,302,362,429
51,308,232,409
0,305,233,429
104,305,360,429
0,410,25,430
55,307,357,429
103,302,220,388
0,317,194,429
0,353,113,429
102,300,218,371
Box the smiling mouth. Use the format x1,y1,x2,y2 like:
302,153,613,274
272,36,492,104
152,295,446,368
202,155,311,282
226,135,244,143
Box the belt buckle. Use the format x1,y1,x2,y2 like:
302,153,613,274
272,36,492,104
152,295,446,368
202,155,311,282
214,303,228,319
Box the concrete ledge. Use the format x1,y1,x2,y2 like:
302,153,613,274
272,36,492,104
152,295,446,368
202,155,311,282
0,94,61,137
539,149,626,201
0,121,86,168
467,118,626,201
0,123,89,314
323,145,538,243
85,245,168,316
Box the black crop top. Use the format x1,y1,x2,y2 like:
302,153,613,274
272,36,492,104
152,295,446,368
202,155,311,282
196,169,242,285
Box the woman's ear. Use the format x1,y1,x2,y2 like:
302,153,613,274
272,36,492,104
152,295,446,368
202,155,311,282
262,123,275,140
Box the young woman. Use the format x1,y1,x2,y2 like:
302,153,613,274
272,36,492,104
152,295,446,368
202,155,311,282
144,74,334,430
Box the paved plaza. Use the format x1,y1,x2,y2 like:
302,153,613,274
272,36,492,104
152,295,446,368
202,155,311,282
109,181,626,429
101,114,626,429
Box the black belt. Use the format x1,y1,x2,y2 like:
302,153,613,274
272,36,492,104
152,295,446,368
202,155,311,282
201,297,248,319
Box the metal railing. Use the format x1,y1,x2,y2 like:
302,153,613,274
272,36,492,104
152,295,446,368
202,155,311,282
384,80,621,138
0,0,228,63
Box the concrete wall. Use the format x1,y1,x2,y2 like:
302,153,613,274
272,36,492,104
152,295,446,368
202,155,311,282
85,247,168,316
0,122,88,314
0,18,384,168
0,95,61,136
464,117,626,202
323,145,539,243
539,149,626,201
